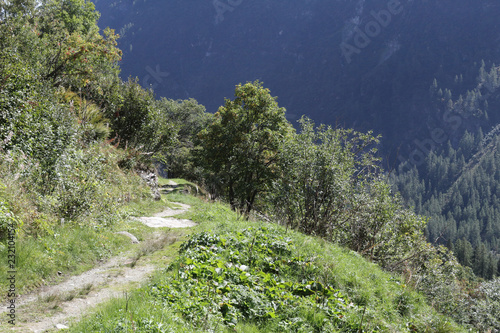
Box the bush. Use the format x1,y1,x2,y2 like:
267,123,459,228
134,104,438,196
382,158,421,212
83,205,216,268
107,78,177,157
0,197,20,242
157,97,212,179
197,81,293,214
267,117,427,268
149,227,352,331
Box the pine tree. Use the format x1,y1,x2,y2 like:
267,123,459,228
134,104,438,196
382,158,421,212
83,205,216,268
497,257,500,277
446,239,454,253
444,89,452,101
473,243,487,277
479,60,487,82
430,78,438,96
476,128,484,147
455,239,464,263
485,254,495,279
463,239,474,268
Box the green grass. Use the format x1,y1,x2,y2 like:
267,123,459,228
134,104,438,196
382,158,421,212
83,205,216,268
0,225,128,295
0,192,180,296
158,177,195,187
121,196,175,217
69,192,466,333
0,143,162,296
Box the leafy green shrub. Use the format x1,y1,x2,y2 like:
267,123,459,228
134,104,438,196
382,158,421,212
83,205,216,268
149,227,352,331
197,81,293,214
48,147,111,219
1,141,150,237
443,277,500,331
108,78,177,156
157,97,211,179
56,88,111,144
267,117,427,269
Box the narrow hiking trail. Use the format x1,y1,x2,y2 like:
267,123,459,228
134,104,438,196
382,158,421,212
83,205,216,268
133,203,196,228
1,200,195,333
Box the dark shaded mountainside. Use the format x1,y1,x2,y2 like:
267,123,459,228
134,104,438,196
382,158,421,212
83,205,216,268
95,0,500,159
92,0,500,278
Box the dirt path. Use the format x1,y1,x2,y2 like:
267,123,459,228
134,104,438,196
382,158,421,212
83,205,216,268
1,201,194,332
133,203,197,228
8,258,156,332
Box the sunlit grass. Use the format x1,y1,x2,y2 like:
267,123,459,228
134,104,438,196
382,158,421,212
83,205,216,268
70,191,466,332
0,190,182,296
0,225,129,295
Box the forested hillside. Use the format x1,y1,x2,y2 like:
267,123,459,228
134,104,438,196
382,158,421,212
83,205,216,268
94,0,500,159
391,63,500,279
392,129,500,279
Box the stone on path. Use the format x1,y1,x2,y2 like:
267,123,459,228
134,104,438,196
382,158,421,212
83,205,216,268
135,216,197,228
133,202,196,228
115,231,140,243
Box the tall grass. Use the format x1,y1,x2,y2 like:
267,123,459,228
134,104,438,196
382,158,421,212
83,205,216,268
0,222,136,295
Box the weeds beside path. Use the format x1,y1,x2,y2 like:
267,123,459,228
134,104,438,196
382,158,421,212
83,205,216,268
1,199,195,333
133,203,196,228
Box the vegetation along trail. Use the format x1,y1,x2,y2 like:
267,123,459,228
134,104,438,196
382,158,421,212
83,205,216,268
0,200,195,333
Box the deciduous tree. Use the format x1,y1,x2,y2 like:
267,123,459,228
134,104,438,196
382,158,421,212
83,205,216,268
197,81,292,215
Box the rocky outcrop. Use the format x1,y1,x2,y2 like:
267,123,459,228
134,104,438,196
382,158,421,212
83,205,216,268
137,169,161,201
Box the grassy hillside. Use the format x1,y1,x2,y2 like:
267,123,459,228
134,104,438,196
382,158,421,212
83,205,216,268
70,192,465,333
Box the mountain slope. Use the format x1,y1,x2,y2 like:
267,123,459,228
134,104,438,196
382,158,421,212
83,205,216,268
94,0,500,158
392,130,500,278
